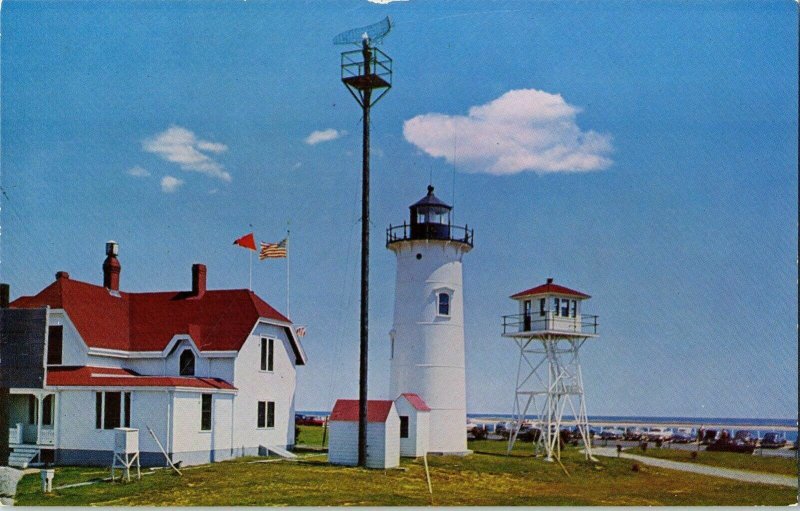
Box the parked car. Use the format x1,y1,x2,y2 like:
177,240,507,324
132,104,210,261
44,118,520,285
295,414,325,426
760,432,787,449
467,424,488,440
517,425,542,442
600,428,624,440
646,427,673,441
733,430,757,446
495,422,511,438
624,427,646,441
701,429,719,445
671,428,695,443
706,437,756,454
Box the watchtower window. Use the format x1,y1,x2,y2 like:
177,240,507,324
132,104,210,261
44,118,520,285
561,299,569,317
539,298,546,316
179,349,195,376
571,300,577,318
438,293,450,316
553,298,560,316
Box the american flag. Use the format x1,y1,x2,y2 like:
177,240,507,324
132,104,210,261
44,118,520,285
259,238,287,260
295,326,306,338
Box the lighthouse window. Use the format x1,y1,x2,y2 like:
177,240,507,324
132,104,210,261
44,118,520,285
438,293,450,316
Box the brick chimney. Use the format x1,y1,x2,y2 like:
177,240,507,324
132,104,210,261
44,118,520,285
547,277,554,284
103,241,121,291
56,271,70,281
192,264,207,298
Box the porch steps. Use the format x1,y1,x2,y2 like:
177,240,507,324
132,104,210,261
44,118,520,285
265,445,297,459
8,446,38,469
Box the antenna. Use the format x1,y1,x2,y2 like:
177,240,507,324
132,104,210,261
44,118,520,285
333,16,392,46
335,17,394,469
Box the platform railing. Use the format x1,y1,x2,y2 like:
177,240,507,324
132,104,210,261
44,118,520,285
386,222,474,247
502,312,598,336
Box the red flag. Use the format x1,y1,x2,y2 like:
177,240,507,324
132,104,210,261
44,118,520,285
233,232,257,251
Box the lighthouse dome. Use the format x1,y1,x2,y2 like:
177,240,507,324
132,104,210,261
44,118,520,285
386,185,473,248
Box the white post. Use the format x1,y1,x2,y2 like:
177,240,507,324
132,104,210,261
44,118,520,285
249,250,253,291
36,394,43,446
286,225,290,319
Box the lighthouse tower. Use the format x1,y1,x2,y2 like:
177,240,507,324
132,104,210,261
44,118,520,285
386,185,473,454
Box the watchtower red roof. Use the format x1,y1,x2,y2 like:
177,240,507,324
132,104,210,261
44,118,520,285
510,278,590,300
398,393,431,411
329,399,395,423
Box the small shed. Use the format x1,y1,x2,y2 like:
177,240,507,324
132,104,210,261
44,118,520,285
328,399,400,469
394,393,431,458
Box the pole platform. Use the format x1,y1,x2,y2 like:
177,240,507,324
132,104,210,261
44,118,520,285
342,74,391,90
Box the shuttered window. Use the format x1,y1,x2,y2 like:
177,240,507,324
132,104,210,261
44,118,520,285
267,401,275,428
201,394,212,431
257,401,266,428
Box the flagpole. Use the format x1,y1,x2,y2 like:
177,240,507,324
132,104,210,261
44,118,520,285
249,249,253,291
286,222,290,319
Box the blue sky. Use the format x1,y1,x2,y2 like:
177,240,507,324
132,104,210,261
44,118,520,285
1,1,796,418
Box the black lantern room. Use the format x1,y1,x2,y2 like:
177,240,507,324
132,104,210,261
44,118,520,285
387,185,473,248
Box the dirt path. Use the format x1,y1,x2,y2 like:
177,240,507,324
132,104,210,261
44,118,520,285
591,447,797,488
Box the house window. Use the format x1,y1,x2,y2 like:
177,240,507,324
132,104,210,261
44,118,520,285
257,401,266,428
124,392,131,428
553,298,560,316
42,395,53,426
267,401,275,428
261,338,274,371
96,392,131,429
28,395,38,424
47,326,63,365
179,350,195,376
103,392,121,430
539,298,546,316
438,293,450,316
400,416,409,438
561,299,569,317
571,300,577,318
201,394,212,431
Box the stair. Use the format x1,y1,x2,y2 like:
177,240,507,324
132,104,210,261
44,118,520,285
8,446,38,469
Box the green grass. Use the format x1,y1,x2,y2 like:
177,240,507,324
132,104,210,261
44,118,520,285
12,438,796,506
296,425,326,447
627,446,799,477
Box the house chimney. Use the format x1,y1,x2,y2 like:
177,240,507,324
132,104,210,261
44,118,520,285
192,264,207,298
0,283,9,308
103,241,121,290
546,277,553,284
55,271,70,280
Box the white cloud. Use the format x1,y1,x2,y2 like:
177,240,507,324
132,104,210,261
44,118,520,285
160,175,184,193
403,89,613,175
304,128,347,145
292,162,302,170
126,166,151,177
143,126,232,182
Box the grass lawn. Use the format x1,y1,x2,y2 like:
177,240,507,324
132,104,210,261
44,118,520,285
13,433,796,506
296,424,326,447
626,446,799,477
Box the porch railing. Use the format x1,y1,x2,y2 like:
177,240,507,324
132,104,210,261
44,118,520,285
502,312,599,336
38,427,55,446
8,424,22,444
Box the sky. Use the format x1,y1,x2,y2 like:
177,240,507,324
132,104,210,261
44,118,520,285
1,0,796,419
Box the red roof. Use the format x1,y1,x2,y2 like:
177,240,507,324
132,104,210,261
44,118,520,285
11,276,304,362
329,399,395,423
47,366,236,391
399,393,431,411
510,280,590,300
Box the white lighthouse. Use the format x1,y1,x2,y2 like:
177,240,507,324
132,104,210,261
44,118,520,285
386,185,473,454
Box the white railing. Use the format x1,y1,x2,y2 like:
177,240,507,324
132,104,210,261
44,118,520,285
38,427,55,446
8,424,22,444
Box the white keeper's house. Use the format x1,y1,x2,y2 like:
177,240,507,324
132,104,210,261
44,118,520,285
3,241,306,468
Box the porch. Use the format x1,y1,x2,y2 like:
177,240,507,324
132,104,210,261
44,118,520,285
7,389,58,467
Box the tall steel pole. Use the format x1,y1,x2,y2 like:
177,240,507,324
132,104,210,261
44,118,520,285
357,39,372,468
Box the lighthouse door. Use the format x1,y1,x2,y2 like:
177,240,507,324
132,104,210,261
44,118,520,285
523,300,532,331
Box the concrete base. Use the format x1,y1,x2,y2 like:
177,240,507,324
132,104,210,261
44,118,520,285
426,449,472,457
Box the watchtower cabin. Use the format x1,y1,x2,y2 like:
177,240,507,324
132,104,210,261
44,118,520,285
502,278,597,338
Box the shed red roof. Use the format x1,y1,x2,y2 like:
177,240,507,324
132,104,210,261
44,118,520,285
399,393,431,412
47,366,236,391
329,399,394,423
510,281,590,300
10,275,304,363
